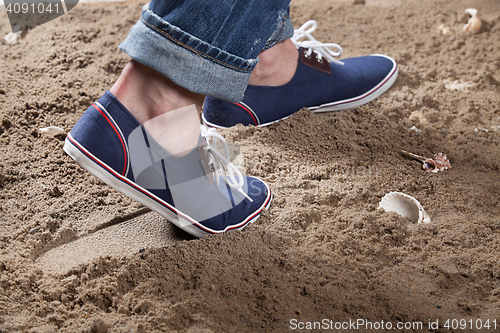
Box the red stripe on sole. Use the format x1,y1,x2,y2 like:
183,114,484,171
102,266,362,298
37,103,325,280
235,103,258,126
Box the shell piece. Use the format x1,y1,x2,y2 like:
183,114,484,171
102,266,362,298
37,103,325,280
40,126,66,136
438,24,452,36
378,192,431,224
467,17,482,32
444,79,475,91
465,8,478,17
401,150,451,173
409,126,422,132
4,32,21,45
422,158,437,172
3,30,27,45
432,153,451,172
401,150,426,162
463,8,482,33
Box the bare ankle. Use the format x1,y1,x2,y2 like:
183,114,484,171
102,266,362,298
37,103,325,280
110,60,205,156
248,39,299,86
110,61,204,124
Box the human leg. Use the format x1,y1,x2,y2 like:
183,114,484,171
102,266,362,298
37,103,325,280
119,0,293,102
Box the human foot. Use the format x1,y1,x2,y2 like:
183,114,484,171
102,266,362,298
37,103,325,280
64,64,272,237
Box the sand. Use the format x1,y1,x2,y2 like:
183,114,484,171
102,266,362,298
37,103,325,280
0,0,499,331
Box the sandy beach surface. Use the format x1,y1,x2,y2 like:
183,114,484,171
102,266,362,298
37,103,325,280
1,0,499,331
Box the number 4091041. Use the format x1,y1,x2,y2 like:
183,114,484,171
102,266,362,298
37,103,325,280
6,2,60,14
443,319,497,330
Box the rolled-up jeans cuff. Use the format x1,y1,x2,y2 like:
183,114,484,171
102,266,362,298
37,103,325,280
264,8,294,50
119,5,258,103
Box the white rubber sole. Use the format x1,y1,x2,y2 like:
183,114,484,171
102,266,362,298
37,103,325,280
64,134,272,238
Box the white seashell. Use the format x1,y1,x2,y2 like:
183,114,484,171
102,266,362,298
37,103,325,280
463,8,482,33
444,79,475,91
465,16,482,33
4,32,21,45
465,8,478,18
438,24,452,36
40,126,66,136
409,126,422,132
3,29,27,45
378,192,431,224
442,26,452,36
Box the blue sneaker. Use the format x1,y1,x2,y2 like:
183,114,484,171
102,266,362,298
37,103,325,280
202,20,398,128
64,91,272,238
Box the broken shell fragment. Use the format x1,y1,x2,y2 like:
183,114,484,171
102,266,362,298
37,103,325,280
409,125,422,132
40,126,66,136
444,79,475,91
465,8,478,17
465,8,477,17
463,8,482,33
401,150,426,162
432,153,452,172
4,32,20,45
3,30,27,45
423,158,437,172
378,192,431,224
464,17,482,32
438,24,452,36
401,150,451,173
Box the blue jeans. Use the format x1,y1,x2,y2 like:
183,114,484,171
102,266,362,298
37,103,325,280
119,0,293,102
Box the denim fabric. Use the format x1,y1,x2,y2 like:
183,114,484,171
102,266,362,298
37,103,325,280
119,1,293,102
264,6,294,50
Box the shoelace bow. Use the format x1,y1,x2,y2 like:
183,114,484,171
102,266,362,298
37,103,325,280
200,125,253,202
291,20,344,66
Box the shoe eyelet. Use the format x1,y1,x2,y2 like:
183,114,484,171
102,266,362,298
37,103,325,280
317,58,323,63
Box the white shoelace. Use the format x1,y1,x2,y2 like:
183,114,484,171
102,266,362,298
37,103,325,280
291,20,344,66
200,125,253,202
